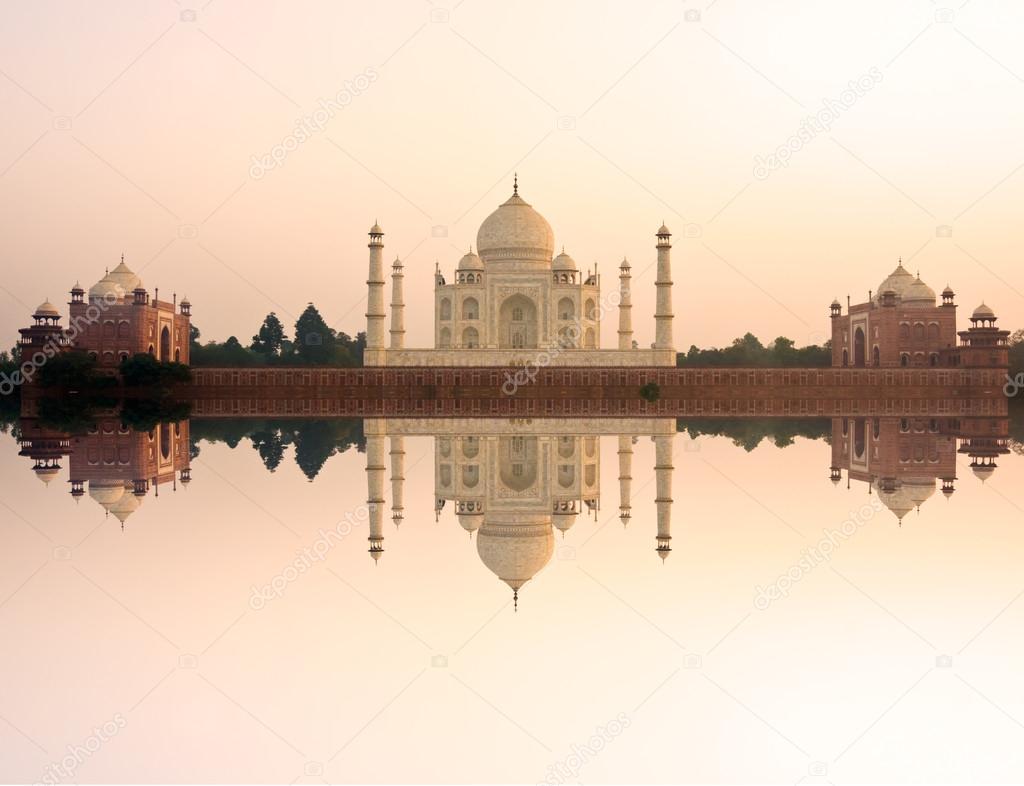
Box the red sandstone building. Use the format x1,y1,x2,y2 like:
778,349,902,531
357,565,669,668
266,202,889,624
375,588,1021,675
830,261,1009,368
18,257,192,370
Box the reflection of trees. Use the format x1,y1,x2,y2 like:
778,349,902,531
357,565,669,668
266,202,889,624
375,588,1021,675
189,418,365,479
676,418,831,451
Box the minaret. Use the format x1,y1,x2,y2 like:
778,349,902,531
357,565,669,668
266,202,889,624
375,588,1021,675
365,222,386,365
617,435,633,526
618,258,633,350
390,257,405,350
654,224,673,354
389,435,405,528
654,434,674,560
366,432,386,561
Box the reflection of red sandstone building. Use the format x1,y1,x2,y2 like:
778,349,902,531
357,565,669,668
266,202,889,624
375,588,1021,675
830,415,1009,523
18,257,191,370
18,411,191,526
830,262,1009,368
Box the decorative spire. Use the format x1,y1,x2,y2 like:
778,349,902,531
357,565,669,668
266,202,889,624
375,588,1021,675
513,172,518,196
513,588,518,612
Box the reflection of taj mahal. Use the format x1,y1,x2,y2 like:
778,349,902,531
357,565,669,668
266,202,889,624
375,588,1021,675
363,419,676,606
363,178,676,367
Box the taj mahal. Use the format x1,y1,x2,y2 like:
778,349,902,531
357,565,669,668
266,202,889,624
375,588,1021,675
362,177,676,367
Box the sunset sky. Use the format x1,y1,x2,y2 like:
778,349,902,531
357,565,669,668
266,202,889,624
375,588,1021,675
2,0,1023,350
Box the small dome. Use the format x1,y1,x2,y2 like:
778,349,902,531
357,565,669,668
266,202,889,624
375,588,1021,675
71,281,84,293
657,223,671,235
874,263,914,304
458,249,484,271
972,464,996,482
89,480,126,508
552,511,577,533
109,493,142,523
831,298,841,307
34,466,60,484
476,190,555,268
972,303,995,320
620,257,631,270
34,300,59,317
552,250,576,271
106,261,142,295
902,275,936,307
459,512,483,534
369,222,383,234
942,285,954,296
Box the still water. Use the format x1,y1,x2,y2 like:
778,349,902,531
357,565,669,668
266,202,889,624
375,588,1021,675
2,410,1023,783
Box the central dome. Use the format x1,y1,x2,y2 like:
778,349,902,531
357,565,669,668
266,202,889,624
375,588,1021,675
476,188,554,268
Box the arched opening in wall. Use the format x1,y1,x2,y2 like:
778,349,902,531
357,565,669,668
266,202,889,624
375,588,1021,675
930,353,939,366
584,328,596,349
900,353,909,367
117,321,130,337
499,294,537,349
853,418,866,459
558,297,574,321
558,464,575,488
913,323,925,340
584,464,596,486
439,327,451,348
872,345,880,366
160,423,171,460
462,465,479,488
854,327,866,367
462,436,479,459
585,298,596,320
558,437,575,458
462,327,479,348
440,298,451,321
558,325,578,349
842,349,848,367
928,323,940,339
440,465,451,487
175,348,180,362
899,323,910,340
462,297,478,320
160,326,170,360
499,436,537,491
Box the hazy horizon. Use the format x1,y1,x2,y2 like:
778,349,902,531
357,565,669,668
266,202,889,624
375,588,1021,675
3,0,1023,350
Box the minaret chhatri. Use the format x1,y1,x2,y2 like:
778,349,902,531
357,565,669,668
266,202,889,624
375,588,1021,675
618,258,632,350
389,435,405,528
654,434,674,560
654,224,673,353
365,222,386,365
617,435,633,526
366,432,386,561
390,257,405,350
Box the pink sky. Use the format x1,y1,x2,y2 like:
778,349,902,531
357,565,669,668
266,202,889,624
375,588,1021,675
2,0,1023,351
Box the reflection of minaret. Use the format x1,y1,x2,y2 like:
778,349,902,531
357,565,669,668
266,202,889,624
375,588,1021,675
390,435,405,528
618,258,632,350
654,434,673,560
366,433,386,561
617,435,633,526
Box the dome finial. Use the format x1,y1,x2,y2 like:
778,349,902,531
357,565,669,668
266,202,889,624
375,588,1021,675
513,588,518,612
513,172,518,196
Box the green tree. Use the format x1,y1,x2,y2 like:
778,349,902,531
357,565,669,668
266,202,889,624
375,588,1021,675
293,304,334,365
251,312,286,356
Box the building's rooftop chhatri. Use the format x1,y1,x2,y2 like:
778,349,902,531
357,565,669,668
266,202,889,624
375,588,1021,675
362,177,676,367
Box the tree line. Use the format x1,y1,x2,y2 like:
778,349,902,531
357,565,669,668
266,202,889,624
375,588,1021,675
677,333,833,367
189,304,366,367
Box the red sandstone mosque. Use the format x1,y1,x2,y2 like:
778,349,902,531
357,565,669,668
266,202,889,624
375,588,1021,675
18,256,192,370
830,261,1009,368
